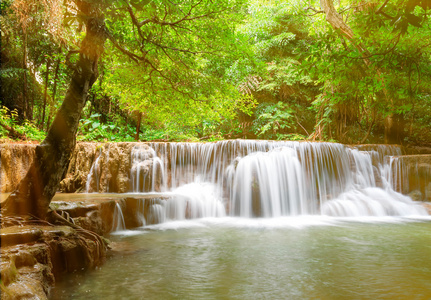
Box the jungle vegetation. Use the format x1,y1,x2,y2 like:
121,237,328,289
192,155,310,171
1,0,431,146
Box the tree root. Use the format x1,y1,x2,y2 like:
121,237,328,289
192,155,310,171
49,210,109,251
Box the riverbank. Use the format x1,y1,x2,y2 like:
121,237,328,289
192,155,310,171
0,194,170,299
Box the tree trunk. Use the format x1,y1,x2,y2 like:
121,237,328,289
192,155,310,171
41,60,51,129
135,112,142,141
46,57,61,131
1,11,107,219
384,113,405,144
22,32,30,121
320,0,368,57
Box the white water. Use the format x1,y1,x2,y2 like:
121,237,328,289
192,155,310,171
131,146,165,193
111,201,126,232
86,147,103,193
85,141,428,226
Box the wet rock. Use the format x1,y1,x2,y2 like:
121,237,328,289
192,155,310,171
4,272,48,300
59,143,100,193
85,143,131,193
0,194,175,300
51,199,116,235
59,170,87,193
73,210,103,235
426,183,431,202
1,242,55,300
121,196,170,227
405,146,431,155
0,143,36,193
2,142,164,194
1,260,17,286
420,202,431,214
408,190,422,201
1,224,106,300
1,227,43,247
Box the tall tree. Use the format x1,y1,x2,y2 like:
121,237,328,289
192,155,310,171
2,0,107,218
1,0,246,218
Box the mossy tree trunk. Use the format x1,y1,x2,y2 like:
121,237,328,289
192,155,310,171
1,4,107,219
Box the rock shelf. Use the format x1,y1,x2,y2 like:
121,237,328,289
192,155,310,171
0,194,171,300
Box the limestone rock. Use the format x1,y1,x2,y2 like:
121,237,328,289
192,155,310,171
59,142,100,193
1,224,107,300
0,144,36,193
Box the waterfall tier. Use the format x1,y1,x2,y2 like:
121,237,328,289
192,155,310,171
1,141,428,221
82,140,428,219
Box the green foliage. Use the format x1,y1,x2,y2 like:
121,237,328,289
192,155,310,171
297,0,431,143
0,106,46,141
252,102,294,140
77,113,135,142
2,0,431,145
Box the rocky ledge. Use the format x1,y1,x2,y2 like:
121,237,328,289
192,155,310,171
0,194,171,300
1,224,105,300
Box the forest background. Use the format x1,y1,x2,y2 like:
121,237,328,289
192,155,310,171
1,0,431,146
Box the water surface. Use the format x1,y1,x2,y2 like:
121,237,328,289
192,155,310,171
52,217,431,300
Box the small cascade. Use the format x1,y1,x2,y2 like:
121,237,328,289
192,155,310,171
321,187,427,217
130,146,165,192
384,156,409,193
229,147,307,217
146,202,165,225
86,148,102,193
384,155,431,201
139,182,226,224
111,201,126,232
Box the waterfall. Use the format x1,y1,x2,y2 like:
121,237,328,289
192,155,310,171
86,140,428,220
384,155,431,201
86,147,102,193
166,181,226,220
111,201,126,232
146,202,165,225
130,146,165,192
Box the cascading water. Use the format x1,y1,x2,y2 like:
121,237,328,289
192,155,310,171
111,201,126,232
384,154,431,201
165,181,226,220
130,146,165,192
88,140,428,225
86,147,103,193
320,146,426,216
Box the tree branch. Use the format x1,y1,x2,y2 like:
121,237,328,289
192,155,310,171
107,33,148,64
305,7,324,16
